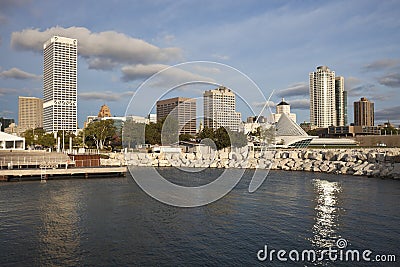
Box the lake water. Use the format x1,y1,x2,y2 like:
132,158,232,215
0,168,399,266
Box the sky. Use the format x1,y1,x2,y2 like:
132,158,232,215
1,0,400,128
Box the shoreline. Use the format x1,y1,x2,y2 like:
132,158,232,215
106,147,400,179
1,148,399,181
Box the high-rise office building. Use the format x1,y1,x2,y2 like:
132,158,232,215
354,97,374,126
18,96,43,132
309,66,347,128
43,36,77,133
156,97,197,135
203,86,241,131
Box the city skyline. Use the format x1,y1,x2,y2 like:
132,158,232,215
1,1,400,127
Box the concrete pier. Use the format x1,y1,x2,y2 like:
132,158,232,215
0,166,127,181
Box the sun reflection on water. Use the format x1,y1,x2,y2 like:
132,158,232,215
311,178,343,249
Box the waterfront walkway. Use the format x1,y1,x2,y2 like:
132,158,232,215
0,150,71,169
0,166,127,181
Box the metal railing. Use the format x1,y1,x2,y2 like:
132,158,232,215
0,156,70,169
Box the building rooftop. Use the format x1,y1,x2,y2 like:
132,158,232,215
277,98,289,106
276,113,308,136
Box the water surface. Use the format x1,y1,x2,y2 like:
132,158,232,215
0,169,399,266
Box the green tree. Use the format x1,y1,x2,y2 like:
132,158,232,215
38,133,56,148
144,117,180,145
214,127,231,150
84,120,116,150
23,128,46,148
197,127,248,150
161,115,179,145
229,130,248,148
260,126,276,147
145,121,162,145
179,133,194,142
22,129,35,147
198,127,214,140
56,130,77,150
123,120,145,148
75,130,85,148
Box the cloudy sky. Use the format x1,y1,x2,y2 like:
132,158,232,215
1,0,400,127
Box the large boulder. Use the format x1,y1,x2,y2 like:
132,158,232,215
308,152,323,161
389,163,400,179
324,150,337,161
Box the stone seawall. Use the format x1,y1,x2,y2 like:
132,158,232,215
101,148,400,179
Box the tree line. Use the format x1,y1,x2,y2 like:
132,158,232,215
123,118,248,150
23,118,250,151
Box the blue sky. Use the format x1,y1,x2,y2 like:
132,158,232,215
1,0,400,127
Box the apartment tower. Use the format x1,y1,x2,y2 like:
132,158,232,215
354,97,374,126
309,66,346,128
43,36,78,133
335,76,347,126
203,86,241,131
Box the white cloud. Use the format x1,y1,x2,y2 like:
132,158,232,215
0,15,6,26
121,64,215,87
11,26,183,70
0,86,40,96
345,76,362,90
0,110,14,117
378,72,400,88
375,106,400,121
79,91,133,102
0,87,18,96
87,58,118,71
192,65,221,74
277,82,309,97
212,54,230,61
0,67,41,80
289,99,309,110
253,100,275,108
121,64,169,82
363,59,400,72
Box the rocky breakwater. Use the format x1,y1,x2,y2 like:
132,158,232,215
270,148,400,179
123,147,265,169
113,148,400,179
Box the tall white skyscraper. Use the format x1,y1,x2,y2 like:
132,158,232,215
309,66,346,128
203,86,241,131
43,36,77,133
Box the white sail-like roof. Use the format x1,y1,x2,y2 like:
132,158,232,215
276,113,308,136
